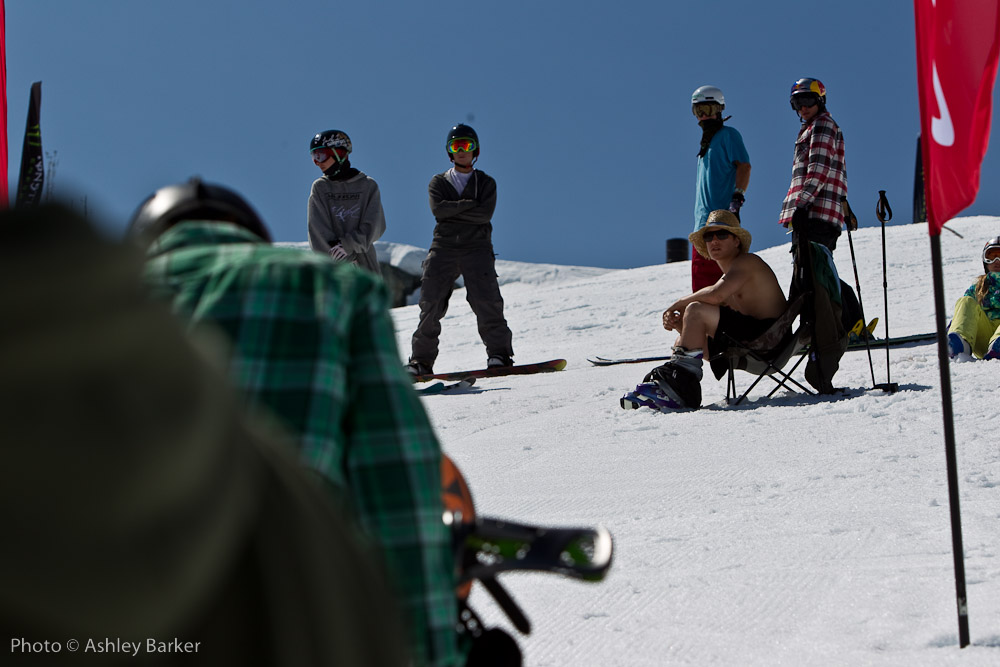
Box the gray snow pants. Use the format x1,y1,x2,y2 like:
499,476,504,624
410,246,514,365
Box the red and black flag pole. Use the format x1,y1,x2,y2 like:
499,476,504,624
914,0,1000,649
14,81,43,208
0,0,8,208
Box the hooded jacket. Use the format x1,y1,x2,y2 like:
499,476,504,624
308,171,385,275
428,169,497,250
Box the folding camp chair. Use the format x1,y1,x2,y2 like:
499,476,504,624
712,294,815,406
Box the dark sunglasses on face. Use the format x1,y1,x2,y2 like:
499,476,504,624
791,94,820,111
702,230,732,242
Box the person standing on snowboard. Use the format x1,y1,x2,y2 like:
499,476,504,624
307,129,385,276
690,85,752,292
407,123,515,376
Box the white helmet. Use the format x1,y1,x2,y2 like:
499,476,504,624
691,85,725,108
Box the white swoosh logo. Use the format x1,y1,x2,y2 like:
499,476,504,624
931,63,955,146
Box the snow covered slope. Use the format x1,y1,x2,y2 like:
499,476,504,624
391,217,1000,666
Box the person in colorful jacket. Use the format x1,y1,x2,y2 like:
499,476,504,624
689,85,751,292
307,129,385,276
948,236,1000,361
129,178,462,667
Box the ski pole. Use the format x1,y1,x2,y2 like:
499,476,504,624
875,191,899,393
843,199,877,388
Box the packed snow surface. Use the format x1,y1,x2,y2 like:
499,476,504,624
390,217,1000,666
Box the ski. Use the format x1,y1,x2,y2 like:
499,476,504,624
412,358,566,383
416,377,476,395
442,455,613,644
846,331,936,350
591,333,937,367
588,354,667,367
455,517,614,584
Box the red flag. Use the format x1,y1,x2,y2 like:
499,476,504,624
914,0,1000,235
0,1,8,208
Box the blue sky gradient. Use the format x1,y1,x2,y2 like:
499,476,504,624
5,1,999,268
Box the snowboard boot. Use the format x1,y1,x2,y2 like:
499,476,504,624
621,382,683,412
405,359,434,377
487,354,514,368
645,355,701,409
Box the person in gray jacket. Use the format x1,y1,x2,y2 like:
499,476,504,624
406,124,514,375
307,129,385,276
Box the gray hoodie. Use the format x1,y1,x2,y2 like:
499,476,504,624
308,171,386,275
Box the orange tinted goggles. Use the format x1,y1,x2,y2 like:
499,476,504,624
447,138,477,154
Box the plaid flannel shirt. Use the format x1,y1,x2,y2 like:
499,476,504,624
143,222,461,667
779,112,847,229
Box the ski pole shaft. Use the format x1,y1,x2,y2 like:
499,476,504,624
846,228,877,387
876,191,897,391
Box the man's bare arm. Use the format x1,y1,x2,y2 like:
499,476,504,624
662,257,753,330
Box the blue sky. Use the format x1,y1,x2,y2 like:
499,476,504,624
5,1,999,269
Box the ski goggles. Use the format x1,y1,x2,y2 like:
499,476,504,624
692,102,722,118
311,147,345,164
702,229,733,242
790,93,821,110
984,248,1000,264
447,138,477,154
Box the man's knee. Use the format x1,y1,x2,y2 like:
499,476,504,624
684,301,715,323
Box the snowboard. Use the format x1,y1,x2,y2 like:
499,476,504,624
442,455,613,638
412,358,566,383
416,378,476,395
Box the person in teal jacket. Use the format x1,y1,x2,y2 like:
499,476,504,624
948,236,1000,361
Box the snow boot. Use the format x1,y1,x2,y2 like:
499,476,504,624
487,354,514,368
644,361,702,409
620,382,683,411
984,337,1000,361
947,332,974,362
405,359,433,376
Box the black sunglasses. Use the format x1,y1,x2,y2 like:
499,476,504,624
702,230,733,242
791,94,821,110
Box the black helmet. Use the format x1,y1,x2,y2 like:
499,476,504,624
128,177,272,246
310,129,352,155
446,123,479,159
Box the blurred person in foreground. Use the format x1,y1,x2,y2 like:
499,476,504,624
0,204,404,666
128,178,464,666
948,235,1000,361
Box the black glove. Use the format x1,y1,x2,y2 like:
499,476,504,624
791,206,810,229
729,192,745,219
465,628,522,667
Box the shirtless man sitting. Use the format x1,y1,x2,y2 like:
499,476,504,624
625,210,786,410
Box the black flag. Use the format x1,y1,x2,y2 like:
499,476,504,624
15,81,43,208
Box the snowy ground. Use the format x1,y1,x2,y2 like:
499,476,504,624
390,218,1000,666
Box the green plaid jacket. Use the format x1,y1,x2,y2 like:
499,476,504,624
143,222,460,667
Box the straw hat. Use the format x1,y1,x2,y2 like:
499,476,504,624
688,209,752,259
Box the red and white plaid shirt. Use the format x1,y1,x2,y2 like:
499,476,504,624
778,111,847,229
